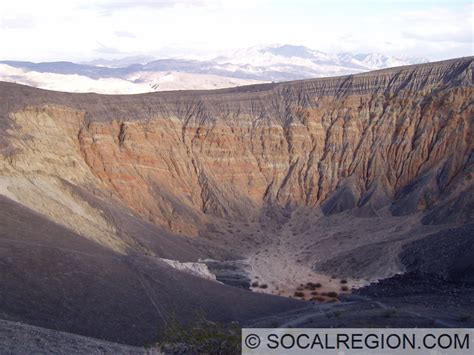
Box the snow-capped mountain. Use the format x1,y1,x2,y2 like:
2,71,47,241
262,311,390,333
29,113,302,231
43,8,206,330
80,55,156,68
0,45,428,94
211,45,428,80
337,52,426,70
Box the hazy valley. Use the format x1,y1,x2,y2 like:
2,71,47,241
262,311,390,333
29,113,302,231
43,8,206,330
0,44,425,94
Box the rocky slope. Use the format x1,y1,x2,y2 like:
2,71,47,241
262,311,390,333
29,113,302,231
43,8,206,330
0,57,472,345
0,319,155,354
1,57,471,237
0,195,304,345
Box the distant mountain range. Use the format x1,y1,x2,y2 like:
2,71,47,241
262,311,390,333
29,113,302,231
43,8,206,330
0,44,428,94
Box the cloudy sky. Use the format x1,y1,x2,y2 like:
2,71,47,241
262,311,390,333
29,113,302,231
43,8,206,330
0,0,472,61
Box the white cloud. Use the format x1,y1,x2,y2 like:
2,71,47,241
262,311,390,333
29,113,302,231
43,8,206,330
0,14,36,29
90,0,214,15
0,0,471,61
114,31,137,38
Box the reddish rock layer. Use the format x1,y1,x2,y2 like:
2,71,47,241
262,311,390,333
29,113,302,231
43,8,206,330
0,57,472,236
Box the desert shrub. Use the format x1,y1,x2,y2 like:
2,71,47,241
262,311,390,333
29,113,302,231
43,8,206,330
296,286,304,291
157,312,240,355
294,291,305,298
340,279,348,284
341,286,349,292
306,282,322,290
259,284,268,289
251,281,259,288
327,292,338,298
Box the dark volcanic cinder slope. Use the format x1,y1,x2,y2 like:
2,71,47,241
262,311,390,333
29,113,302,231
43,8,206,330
0,195,304,345
0,57,472,343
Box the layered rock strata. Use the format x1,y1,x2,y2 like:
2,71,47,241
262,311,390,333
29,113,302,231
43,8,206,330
0,58,471,239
